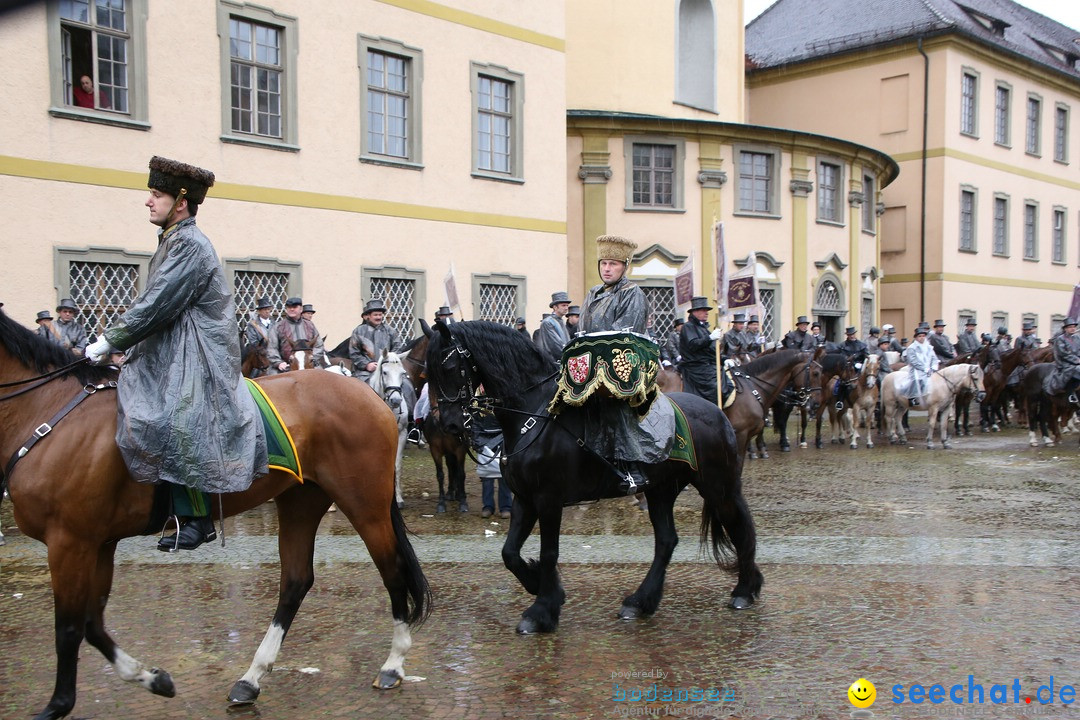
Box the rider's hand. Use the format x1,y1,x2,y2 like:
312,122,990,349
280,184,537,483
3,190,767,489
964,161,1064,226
278,362,288,372
86,337,114,363
366,362,377,372
709,329,724,341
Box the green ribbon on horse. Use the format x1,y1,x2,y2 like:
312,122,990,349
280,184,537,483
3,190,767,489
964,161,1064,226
245,379,303,483
549,331,661,414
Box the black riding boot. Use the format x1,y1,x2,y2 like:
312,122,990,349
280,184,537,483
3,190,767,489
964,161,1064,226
158,515,217,552
616,461,648,495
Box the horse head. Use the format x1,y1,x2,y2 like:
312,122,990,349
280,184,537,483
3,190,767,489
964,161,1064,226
426,321,476,436
373,349,408,412
968,363,987,403
289,350,309,371
861,355,879,388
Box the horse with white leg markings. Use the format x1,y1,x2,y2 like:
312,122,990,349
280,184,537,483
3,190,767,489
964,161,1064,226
881,363,986,449
829,354,879,449
368,349,411,508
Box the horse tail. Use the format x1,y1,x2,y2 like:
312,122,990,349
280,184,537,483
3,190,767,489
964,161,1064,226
390,500,433,627
699,504,739,575
697,417,743,575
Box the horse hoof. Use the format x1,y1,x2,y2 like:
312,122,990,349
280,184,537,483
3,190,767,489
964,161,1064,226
866,442,874,449
458,503,469,513
396,500,405,509
149,668,175,698
517,617,541,635
849,444,857,450
0,534,5,546
228,679,260,704
780,443,790,452
1044,439,1055,448
436,502,447,513
618,604,642,621
759,450,769,459
747,452,758,460
1029,440,1039,448
729,595,754,610
830,439,840,445
814,441,823,450
942,442,952,450
372,669,403,690
799,442,807,449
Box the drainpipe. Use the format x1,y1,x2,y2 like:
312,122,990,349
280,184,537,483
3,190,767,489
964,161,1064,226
917,37,929,324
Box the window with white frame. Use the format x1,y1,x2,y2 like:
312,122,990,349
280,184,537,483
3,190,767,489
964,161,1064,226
359,35,422,166
736,148,779,215
1054,105,1069,163
471,63,524,181
48,0,148,126
1023,201,1038,260
993,194,1009,256
817,160,843,223
994,83,1011,145
1026,95,1042,155
959,187,976,252
960,70,978,136
861,172,876,233
633,144,675,207
1052,207,1066,263
217,2,298,149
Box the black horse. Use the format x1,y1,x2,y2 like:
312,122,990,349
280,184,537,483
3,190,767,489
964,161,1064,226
426,321,762,634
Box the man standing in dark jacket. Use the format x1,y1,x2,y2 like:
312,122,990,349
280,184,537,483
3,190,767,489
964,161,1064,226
929,319,956,363
955,318,981,355
679,296,721,404
783,316,815,350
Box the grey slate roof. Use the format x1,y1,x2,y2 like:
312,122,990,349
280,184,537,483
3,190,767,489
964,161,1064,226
746,0,1080,81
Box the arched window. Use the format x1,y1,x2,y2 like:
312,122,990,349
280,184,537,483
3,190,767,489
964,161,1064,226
676,0,715,112
815,279,843,311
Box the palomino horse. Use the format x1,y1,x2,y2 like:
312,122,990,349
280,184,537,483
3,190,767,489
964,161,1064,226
880,363,986,449
825,354,879,449
368,349,411,507
0,310,430,720
725,348,824,459
240,336,270,378
427,321,762,633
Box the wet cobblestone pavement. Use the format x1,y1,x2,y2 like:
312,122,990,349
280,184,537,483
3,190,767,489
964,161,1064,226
1,424,1078,719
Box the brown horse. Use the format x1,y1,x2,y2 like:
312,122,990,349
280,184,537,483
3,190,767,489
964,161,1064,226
656,366,683,393
0,310,430,720
724,349,823,459
240,336,270,378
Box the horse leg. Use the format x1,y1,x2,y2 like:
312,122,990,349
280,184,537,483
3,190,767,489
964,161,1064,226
434,453,448,514
814,406,825,449
501,495,541,595
84,543,175,699
229,484,329,704
394,418,407,508
454,447,469,513
34,536,106,720
940,406,952,450
696,468,762,609
619,490,678,620
516,504,565,635
798,406,808,448
774,404,791,451
756,431,769,459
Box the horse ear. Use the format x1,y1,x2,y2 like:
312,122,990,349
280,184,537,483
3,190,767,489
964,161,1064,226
435,319,452,342
381,347,388,360
419,318,433,338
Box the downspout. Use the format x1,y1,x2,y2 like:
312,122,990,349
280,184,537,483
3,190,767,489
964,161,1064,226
917,37,929,323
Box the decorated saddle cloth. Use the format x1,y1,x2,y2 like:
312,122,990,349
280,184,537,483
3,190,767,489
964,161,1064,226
550,331,661,413
244,379,304,483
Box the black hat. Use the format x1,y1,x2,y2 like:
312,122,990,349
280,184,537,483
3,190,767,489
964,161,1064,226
36,310,53,322
566,305,581,317
997,326,1008,335
914,326,929,336
845,326,857,335
748,315,760,323
731,313,746,323
811,322,821,330
56,298,78,312
796,316,809,325
1063,317,1078,327
147,156,215,205
256,297,272,310
1021,321,1036,330
302,304,315,314
362,298,387,315
688,296,713,312
673,318,684,326
515,317,526,325
285,297,303,307
980,332,992,341
877,337,890,346
933,319,946,327
436,305,454,317
965,318,976,326
549,291,571,307
869,326,880,334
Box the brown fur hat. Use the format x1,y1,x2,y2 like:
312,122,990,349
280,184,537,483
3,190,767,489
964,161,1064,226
596,235,638,264
147,156,215,204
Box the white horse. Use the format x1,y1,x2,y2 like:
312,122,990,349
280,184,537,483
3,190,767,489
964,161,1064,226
368,349,410,508
881,363,986,449
828,354,879,449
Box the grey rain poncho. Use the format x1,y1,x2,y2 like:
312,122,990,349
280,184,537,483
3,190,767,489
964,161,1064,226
104,217,268,493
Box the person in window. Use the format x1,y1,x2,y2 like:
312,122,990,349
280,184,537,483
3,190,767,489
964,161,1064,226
84,156,267,552
72,74,110,109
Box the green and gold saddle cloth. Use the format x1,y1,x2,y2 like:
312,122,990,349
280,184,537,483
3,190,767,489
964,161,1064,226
245,378,304,484
667,398,698,470
549,331,661,414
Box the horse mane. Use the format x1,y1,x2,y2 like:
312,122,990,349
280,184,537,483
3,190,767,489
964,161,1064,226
0,309,117,385
433,321,552,398
739,349,806,376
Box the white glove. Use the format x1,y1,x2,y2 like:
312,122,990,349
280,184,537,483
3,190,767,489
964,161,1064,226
86,337,115,363
709,329,724,341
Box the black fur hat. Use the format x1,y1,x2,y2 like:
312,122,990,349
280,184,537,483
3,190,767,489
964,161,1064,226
147,156,215,204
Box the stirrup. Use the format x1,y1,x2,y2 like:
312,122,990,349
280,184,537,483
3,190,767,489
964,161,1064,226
158,514,182,553
1069,393,1079,405
835,401,845,410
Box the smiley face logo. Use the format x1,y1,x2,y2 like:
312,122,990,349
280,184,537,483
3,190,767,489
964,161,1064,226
848,678,876,708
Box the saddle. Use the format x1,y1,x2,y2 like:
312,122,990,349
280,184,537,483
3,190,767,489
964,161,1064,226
549,331,660,415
